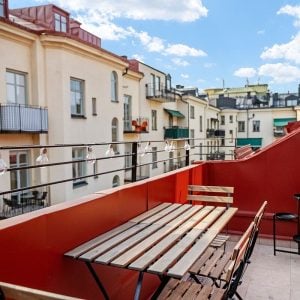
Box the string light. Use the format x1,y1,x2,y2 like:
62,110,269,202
36,148,49,165
184,141,191,151
86,146,96,164
144,141,151,154
105,144,115,157
0,153,7,176
137,143,145,157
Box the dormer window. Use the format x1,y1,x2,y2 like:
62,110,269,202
55,13,67,32
0,0,4,17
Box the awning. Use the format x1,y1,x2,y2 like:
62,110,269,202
273,118,296,127
237,138,262,148
164,109,185,118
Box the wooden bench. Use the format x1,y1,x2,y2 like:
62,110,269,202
158,221,255,300
0,281,81,300
234,144,254,159
187,185,234,249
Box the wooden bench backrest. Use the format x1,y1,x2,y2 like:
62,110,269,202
225,221,255,283
254,200,267,229
0,282,81,300
187,185,234,205
234,144,254,159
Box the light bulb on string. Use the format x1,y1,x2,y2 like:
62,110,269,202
0,153,7,176
36,148,49,165
184,141,191,151
86,146,96,165
137,143,145,157
105,144,115,157
170,141,175,152
144,141,151,154
164,141,171,152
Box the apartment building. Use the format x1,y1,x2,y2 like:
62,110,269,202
1,0,300,211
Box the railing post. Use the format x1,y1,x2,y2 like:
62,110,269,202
131,142,137,182
18,104,21,132
185,139,190,166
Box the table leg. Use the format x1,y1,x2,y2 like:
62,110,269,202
134,272,144,300
85,262,109,300
150,275,169,300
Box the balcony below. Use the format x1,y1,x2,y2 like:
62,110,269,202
123,117,149,133
0,103,48,133
206,128,224,138
164,126,189,139
145,84,178,102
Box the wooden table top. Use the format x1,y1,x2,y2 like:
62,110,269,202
65,203,237,279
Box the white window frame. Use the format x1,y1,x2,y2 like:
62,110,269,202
112,118,119,153
6,70,27,104
54,13,67,32
70,78,85,117
238,121,245,132
253,120,260,132
190,105,195,119
72,147,87,186
111,71,118,102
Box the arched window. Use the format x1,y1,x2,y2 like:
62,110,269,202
111,71,118,102
112,175,120,188
112,117,118,153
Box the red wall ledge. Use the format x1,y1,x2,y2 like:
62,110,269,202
1,123,300,299
0,165,197,299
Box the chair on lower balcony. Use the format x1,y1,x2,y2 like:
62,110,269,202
2,198,22,217
34,192,48,207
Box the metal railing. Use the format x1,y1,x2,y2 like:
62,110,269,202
0,138,239,218
0,103,48,133
145,83,179,102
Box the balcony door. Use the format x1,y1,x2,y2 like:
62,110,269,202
123,95,132,131
6,70,27,105
10,151,30,201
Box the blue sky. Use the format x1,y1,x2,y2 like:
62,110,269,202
8,0,300,93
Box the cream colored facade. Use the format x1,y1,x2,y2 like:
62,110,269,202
1,1,300,211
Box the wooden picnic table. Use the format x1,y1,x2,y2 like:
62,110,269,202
65,202,237,300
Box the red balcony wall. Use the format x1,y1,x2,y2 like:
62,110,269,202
194,128,300,239
0,166,196,299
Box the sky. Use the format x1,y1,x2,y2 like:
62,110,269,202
8,0,300,93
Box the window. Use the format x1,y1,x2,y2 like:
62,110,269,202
150,74,155,96
111,71,118,102
10,151,30,201
6,70,27,104
253,120,260,132
112,118,119,153
54,13,67,32
287,99,298,106
190,106,195,119
199,116,203,132
151,110,157,130
92,97,97,116
238,121,245,132
123,95,132,131
220,115,225,125
229,129,233,143
112,175,120,187
229,115,233,123
190,129,195,147
155,76,161,94
0,0,4,17
93,162,98,179
166,74,171,90
152,147,158,169
199,143,203,160
70,78,84,116
72,148,86,186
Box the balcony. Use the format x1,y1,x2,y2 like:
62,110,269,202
145,84,178,102
206,129,225,138
0,103,48,133
274,129,285,137
123,117,149,133
164,126,189,139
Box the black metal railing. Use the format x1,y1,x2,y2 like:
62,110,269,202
145,83,178,102
0,138,238,218
0,103,48,133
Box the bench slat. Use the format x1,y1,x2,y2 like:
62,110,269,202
187,195,233,204
188,185,234,193
129,206,215,271
111,206,203,267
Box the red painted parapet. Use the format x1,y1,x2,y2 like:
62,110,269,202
0,165,197,300
192,126,300,239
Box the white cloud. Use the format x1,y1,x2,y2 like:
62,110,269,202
257,29,265,35
260,33,300,64
165,44,207,57
132,54,144,62
258,63,300,83
234,67,257,78
52,0,208,22
181,74,189,79
172,58,190,66
203,62,216,68
277,5,300,27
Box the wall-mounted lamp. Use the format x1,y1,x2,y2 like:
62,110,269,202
86,146,96,165
36,148,49,165
105,144,115,157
